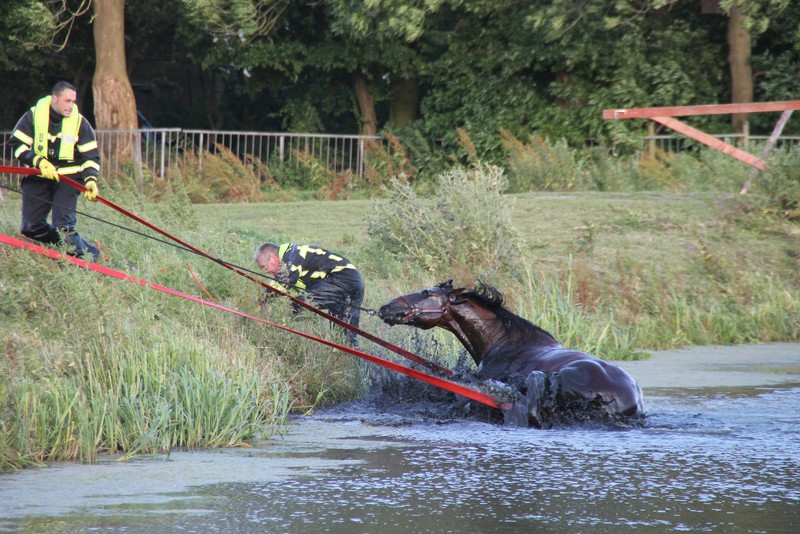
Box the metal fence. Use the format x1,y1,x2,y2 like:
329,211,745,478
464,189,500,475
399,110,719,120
2,128,799,198
642,134,800,155
1,128,388,194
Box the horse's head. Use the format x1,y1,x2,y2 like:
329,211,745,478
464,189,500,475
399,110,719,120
378,280,466,329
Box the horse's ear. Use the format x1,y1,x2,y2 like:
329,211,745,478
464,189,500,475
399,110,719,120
437,279,454,289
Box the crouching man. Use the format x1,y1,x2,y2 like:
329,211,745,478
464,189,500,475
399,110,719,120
254,242,365,346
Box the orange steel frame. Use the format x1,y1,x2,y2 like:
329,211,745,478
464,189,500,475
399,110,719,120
602,101,800,175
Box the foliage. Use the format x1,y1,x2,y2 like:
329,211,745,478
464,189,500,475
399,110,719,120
0,244,292,470
515,261,646,360
2,171,800,469
364,132,414,185
501,130,590,192
0,201,369,470
5,0,800,151
580,146,642,192
757,146,800,220
720,0,795,35
161,145,264,204
386,126,457,186
0,1,62,127
366,165,522,282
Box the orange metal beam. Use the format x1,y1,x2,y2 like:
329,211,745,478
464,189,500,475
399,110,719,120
602,101,800,120
650,116,766,171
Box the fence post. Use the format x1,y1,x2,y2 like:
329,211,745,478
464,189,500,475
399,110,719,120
742,120,749,148
134,131,144,194
358,138,365,179
198,132,203,173
647,122,655,158
159,130,166,179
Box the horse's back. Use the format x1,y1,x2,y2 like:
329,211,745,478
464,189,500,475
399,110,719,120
487,346,645,419
556,357,644,417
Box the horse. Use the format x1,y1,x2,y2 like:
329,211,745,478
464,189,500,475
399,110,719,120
378,280,645,428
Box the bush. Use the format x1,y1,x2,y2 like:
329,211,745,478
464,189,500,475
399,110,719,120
501,130,591,192
366,165,521,282
759,146,800,220
175,146,264,204
580,146,641,191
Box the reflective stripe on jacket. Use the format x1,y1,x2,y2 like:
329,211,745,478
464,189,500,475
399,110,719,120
33,96,81,161
9,96,101,179
277,243,358,291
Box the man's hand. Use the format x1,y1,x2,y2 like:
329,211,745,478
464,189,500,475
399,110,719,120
258,289,278,306
84,178,99,201
37,159,59,181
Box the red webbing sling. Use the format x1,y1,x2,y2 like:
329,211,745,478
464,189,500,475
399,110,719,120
0,232,505,410
0,165,452,376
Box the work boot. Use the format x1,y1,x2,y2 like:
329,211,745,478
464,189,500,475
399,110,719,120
22,225,60,245
63,232,100,261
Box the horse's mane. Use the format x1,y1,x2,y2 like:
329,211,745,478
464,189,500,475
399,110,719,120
464,281,557,344
464,281,506,308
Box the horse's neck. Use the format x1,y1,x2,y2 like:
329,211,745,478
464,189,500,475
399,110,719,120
446,305,559,366
442,319,484,363
445,306,507,365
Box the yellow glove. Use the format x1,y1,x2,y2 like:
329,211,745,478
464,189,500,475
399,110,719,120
37,159,59,181
84,178,99,201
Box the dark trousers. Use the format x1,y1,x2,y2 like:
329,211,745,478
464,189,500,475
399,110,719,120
20,175,81,240
20,175,98,259
301,270,365,346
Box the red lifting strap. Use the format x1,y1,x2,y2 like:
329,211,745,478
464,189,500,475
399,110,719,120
0,165,452,376
0,232,504,410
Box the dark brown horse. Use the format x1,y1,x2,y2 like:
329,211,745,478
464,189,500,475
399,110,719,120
378,280,645,427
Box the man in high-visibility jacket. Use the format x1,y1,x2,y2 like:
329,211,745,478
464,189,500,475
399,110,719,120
254,242,366,346
9,81,101,259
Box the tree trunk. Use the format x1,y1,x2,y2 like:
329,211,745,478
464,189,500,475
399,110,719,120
92,0,139,166
200,67,224,129
727,6,752,133
353,72,378,136
389,75,418,128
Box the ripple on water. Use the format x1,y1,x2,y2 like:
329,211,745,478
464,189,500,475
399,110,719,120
0,385,797,533
236,386,800,533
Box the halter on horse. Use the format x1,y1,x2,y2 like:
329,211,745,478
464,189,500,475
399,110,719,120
379,280,645,427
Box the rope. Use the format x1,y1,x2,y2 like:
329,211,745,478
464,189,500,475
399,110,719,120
0,232,504,410
0,165,452,375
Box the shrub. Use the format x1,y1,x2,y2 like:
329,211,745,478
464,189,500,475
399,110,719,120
366,165,521,282
580,146,641,191
501,130,590,192
758,146,800,220
175,145,263,204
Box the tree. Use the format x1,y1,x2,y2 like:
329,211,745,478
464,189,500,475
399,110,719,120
91,0,138,162
720,0,796,132
179,0,442,135
0,1,56,127
2,1,138,161
726,5,751,133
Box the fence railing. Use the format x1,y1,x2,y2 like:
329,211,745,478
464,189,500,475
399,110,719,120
3,128,799,198
1,128,388,194
642,133,800,155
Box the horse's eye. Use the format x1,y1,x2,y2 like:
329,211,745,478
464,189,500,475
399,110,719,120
449,294,458,302
421,290,429,298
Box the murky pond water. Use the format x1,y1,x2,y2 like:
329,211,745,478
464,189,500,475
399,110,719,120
1,344,799,533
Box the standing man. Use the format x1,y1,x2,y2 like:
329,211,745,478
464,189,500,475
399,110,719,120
9,81,101,259
254,242,366,346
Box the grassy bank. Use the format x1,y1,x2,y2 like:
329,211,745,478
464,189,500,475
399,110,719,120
1,164,799,470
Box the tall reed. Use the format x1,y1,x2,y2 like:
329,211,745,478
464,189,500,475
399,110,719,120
2,328,291,469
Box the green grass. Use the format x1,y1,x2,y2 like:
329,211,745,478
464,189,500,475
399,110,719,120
1,179,799,471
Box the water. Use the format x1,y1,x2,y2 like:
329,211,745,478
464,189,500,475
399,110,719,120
1,345,799,533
